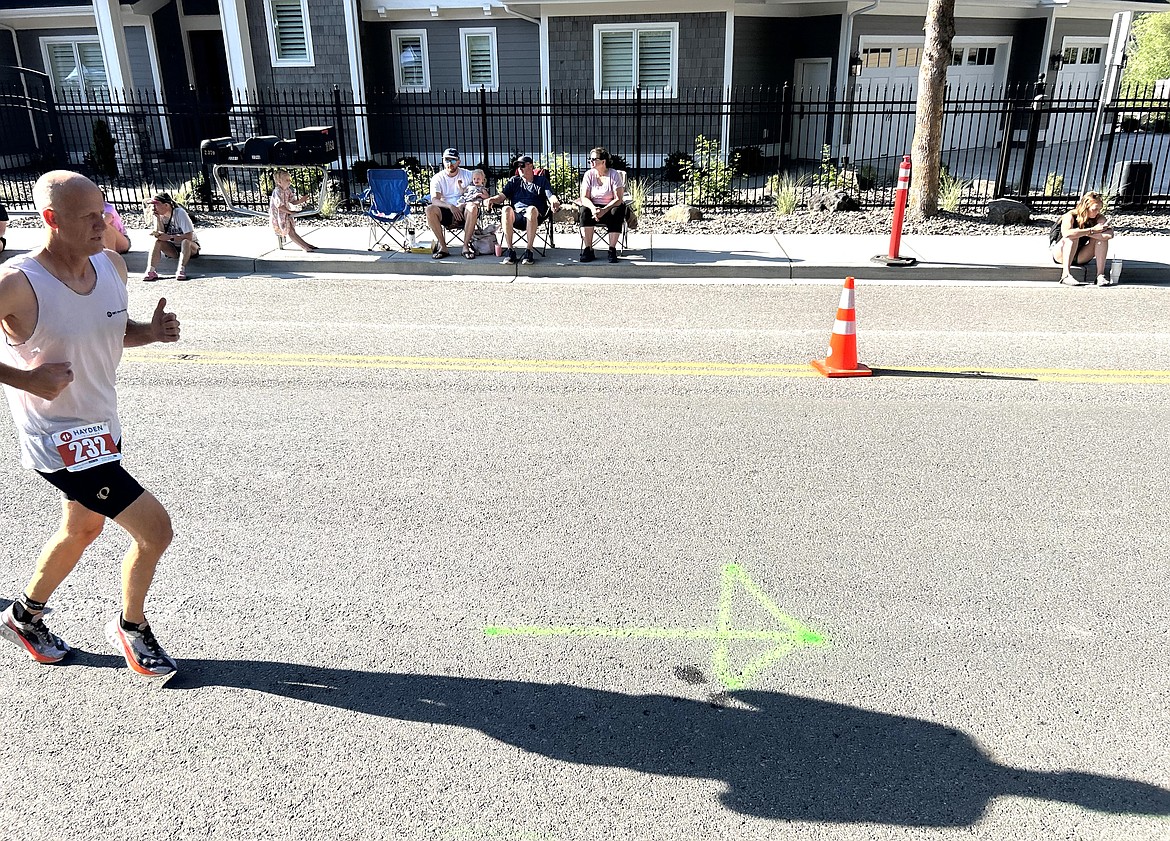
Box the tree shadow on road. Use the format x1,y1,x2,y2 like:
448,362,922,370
149,657,1170,827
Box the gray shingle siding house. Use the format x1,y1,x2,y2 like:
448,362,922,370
0,0,1164,169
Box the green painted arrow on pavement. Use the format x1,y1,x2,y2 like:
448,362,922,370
485,563,827,690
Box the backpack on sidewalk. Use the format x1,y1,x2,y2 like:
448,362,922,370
473,223,497,255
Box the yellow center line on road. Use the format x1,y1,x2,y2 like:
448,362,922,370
122,349,1170,385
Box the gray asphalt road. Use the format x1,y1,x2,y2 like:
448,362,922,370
1,274,1167,841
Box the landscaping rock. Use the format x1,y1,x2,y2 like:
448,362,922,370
987,198,1031,225
811,190,861,212
663,204,702,223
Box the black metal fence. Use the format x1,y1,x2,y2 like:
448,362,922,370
1,75,1168,216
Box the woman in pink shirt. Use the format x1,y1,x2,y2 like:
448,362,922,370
577,147,627,263
101,196,131,254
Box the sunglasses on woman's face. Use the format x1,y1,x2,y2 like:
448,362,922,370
590,157,603,162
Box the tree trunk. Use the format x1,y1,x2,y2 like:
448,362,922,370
909,0,956,216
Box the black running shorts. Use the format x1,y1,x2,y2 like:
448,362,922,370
37,458,145,519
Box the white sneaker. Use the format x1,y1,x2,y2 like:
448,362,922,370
1096,274,1109,287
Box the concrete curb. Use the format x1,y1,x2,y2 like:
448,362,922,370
3,226,1166,285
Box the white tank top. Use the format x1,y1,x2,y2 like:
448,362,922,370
1,252,127,471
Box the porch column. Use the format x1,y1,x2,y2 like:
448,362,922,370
92,0,133,93
342,0,371,159
219,0,260,138
92,0,143,174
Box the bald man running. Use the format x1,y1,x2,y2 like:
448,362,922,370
0,170,182,680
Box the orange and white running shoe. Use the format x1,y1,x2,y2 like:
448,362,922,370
0,602,70,664
106,615,177,679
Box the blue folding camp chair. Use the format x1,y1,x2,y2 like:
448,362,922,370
361,169,416,251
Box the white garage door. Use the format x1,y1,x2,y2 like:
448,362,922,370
1048,39,1107,146
850,38,1008,161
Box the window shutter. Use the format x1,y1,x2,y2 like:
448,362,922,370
600,31,634,91
272,0,309,61
465,34,494,88
78,42,108,97
398,35,425,88
48,44,81,95
636,30,671,90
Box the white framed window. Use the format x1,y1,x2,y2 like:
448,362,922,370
460,28,498,92
951,46,997,67
862,48,892,70
42,37,108,102
264,0,314,66
1062,43,1104,67
393,30,430,93
896,47,922,68
593,23,678,98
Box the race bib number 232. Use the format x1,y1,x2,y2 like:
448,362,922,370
52,423,121,472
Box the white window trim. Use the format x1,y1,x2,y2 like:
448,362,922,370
593,22,679,100
40,36,108,102
393,29,430,93
460,27,498,93
263,0,315,68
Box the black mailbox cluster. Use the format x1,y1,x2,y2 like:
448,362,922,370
200,126,337,166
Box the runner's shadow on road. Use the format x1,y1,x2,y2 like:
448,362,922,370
169,659,1169,827
868,368,1036,381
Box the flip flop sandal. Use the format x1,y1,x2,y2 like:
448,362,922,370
431,249,449,260
463,247,476,259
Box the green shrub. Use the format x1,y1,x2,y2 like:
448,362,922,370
812,145,851,190
732,145,767,176
318,186,339,219
855,164,879,190
938,170,969,212
1042,171,1065,196
350,159,378,184
626,176,657,215
537,151,581,201
680,135,737,205
663,150,691,182
769,171,807,215
171,173,209,207
89,119,118,179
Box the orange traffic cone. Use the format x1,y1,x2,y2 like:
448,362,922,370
811,276,872,377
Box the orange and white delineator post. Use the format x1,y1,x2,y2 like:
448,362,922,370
810,276,872,377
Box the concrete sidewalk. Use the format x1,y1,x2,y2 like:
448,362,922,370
2,222,1166,283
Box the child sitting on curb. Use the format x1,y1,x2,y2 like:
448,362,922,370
270,170,317,252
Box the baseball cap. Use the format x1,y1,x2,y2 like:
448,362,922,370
442,148,460,160
516,154,534,166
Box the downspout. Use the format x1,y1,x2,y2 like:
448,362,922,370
835,0,879,158
498,3,539,25
493,3,545,155
0,22,25,67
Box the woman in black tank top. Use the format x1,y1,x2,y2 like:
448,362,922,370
1049,190,1114,286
